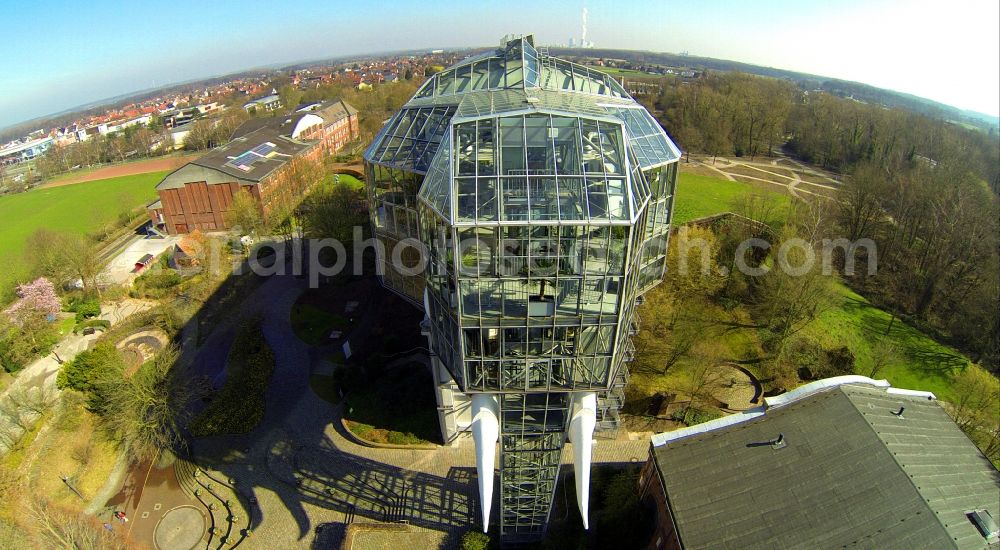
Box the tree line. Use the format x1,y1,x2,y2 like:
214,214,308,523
654,71,1000,372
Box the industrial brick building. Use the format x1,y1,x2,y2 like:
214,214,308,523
148,100,359,234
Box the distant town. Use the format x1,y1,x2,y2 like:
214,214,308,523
0,49,462,172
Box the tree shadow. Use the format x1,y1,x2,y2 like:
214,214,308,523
840,294,968,377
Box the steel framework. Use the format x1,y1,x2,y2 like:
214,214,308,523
363,34,680,542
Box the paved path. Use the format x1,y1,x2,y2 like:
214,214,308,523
0,298,156,400
168,269,651,549
690,154,841,199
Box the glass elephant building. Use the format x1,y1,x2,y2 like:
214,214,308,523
363,35,680,542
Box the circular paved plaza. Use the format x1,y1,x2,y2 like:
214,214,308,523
154,505,206,550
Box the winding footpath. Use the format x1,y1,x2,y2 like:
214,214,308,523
175,268,650,548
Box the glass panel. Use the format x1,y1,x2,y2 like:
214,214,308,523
455,64,472,93
501,178,529,221
476,119,497,176
529,177,558,221
437,69,456,95
552,117,581,175
477,178,499,221
504,41,523,88
471,60,490,90
457,178,477,221
456,123,476,176
488,58,504,88
556,177,587,221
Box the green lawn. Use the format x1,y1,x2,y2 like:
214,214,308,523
0,172,165,292
309,373,342,404
802,282,975,401
672,172,791,225
327,173,364,190
584,65,657,78
290,302,350,345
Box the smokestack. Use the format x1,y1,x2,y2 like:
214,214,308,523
581,7,588,44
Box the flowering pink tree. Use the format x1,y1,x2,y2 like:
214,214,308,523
6,278,61,322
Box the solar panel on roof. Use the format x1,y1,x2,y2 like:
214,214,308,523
228,142,276,171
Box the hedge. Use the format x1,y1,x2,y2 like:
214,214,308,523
66,296,101,322
73,318,111,334
189,320,274,436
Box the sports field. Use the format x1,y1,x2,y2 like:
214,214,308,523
0,172,164,293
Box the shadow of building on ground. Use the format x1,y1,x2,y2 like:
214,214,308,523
148,246,477,548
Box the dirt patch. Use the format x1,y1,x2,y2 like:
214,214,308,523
42,155,202,188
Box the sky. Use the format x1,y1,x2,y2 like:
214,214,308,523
1,0,998,130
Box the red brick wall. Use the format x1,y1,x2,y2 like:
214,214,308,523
154,113,355,235
639,456,683,550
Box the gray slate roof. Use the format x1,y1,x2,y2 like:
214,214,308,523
156,127,315,190
651,383,1000,550
231,99,358,140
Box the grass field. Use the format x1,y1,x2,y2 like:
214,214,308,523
585,65,658,78
327,173,364,190
0,171,164,292
672,172,791,225
801,283,973,401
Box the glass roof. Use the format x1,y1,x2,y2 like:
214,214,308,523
398,94,679,171
415,35,628,101
416,130,453,219
367,34,682,228
419,113,652,225
605,106,681,168
367,105,456,173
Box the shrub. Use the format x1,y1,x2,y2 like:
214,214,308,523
56,343,125,394
66,296,101,322
189,320,274,436
670,407,722,426
131,269,182,299
461,531,490,550
0,319,56,373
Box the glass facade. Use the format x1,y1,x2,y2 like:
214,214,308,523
363,35,680,542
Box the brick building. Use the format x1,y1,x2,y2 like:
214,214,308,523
232,99,359,155
637,376,1000,550
148,100,359,234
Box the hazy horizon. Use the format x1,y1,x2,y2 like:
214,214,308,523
2,0,998,131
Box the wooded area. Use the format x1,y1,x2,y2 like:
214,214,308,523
654,72,1000,372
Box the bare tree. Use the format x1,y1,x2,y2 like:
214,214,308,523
678,340,727,425
24,496,132,550
226,189,265,237
5,386,55,416
92,345,204,463
26,229,103,297
866,338,897,378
